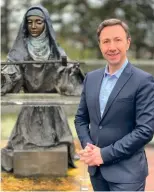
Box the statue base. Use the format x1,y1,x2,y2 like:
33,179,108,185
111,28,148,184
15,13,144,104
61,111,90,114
13,144,68,177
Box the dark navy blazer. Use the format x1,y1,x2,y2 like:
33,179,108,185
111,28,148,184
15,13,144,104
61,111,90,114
75,62,154,183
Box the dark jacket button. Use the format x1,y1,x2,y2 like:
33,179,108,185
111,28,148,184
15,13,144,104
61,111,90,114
99,126,102,129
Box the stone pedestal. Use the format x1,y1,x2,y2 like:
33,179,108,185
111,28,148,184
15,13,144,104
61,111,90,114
13,144,68,177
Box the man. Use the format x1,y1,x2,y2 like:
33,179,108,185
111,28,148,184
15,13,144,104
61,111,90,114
75,18,154,191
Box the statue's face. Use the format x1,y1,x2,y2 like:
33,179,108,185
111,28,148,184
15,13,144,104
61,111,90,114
27,16,45,37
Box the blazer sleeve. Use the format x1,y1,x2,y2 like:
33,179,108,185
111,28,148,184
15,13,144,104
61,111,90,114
74,74,94,148
101,75,154,164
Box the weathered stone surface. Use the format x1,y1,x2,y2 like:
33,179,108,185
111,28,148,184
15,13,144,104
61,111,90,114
13,144,68,177
1,93,80,106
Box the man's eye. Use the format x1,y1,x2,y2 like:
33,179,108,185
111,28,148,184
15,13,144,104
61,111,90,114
103,41,108,44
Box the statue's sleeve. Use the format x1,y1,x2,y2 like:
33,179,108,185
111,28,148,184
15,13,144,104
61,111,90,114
1,63,23,95
55,63,85,96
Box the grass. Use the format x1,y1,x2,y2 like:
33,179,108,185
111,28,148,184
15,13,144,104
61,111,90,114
1,113,18,140
67,116,78,138
1,113,91,191
1,113,77,140
1,113,154,143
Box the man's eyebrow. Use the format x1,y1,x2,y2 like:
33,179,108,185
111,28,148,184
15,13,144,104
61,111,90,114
101,38,110,41
102,37,121,40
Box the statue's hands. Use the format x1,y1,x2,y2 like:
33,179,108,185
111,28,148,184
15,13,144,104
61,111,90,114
69,63,80,76
56,63,85,96
1,73,12,96
67,63,84,81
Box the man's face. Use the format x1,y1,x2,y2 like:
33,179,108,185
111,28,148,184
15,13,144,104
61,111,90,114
27,16,45,37
99,25,131,67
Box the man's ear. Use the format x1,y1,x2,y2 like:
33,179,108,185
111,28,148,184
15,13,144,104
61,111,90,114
98,39,100,45
126,38,131,50
98,40,101,49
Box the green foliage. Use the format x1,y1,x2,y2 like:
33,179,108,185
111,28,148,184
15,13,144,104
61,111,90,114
1,113,78,139
1,53,7,60
1,0,154,58
57,36,97,60
41,0,154,59
2,113,154,143
1,113,18,140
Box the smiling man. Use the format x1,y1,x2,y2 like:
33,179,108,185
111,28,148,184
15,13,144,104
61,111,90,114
99,23,130,74
75,18,154,191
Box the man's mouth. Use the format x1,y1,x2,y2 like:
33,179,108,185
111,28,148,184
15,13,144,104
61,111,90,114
108,53,119,56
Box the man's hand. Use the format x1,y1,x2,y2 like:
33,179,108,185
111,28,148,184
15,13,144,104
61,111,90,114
78,143,104,166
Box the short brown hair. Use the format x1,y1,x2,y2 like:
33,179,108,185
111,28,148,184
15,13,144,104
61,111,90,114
97,18,131,40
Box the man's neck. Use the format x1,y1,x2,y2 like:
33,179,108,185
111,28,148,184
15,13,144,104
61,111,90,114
108,59,127,75
108,65,122,75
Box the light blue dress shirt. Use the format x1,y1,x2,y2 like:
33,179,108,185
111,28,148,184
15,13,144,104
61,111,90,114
99,59,128,117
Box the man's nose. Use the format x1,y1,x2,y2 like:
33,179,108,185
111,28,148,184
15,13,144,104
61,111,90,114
108,41,116,51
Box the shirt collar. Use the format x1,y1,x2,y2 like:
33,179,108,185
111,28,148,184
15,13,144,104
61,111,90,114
104,59,128,78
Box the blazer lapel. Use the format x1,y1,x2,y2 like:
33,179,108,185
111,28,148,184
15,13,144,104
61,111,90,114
100,62,133,123
95,68,105,121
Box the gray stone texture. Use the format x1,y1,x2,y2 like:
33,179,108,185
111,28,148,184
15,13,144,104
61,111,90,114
13,144,68,177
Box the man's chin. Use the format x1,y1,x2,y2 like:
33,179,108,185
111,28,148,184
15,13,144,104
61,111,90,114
108,60,120,66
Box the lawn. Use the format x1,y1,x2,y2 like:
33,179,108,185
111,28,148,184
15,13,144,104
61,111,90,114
1,113,92,191
1,113,78,140
2,113,154,143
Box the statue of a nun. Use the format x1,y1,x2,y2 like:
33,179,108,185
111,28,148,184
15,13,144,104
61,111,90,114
1,5,84,172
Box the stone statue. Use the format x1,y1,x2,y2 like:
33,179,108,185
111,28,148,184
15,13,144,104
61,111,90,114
1,5,84,172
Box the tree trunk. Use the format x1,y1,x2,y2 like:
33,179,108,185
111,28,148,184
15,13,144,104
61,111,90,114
135,46,141,59
1,0,10,54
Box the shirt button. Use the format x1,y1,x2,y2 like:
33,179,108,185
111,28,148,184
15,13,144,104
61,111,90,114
99,126,103,129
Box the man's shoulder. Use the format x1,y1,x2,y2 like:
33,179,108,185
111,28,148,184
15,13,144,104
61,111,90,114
130,62,153,79
86,68,104,77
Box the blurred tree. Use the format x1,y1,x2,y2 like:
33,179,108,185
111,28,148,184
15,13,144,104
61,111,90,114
1,0,154,59
42,0,154,59
1,0,10,53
